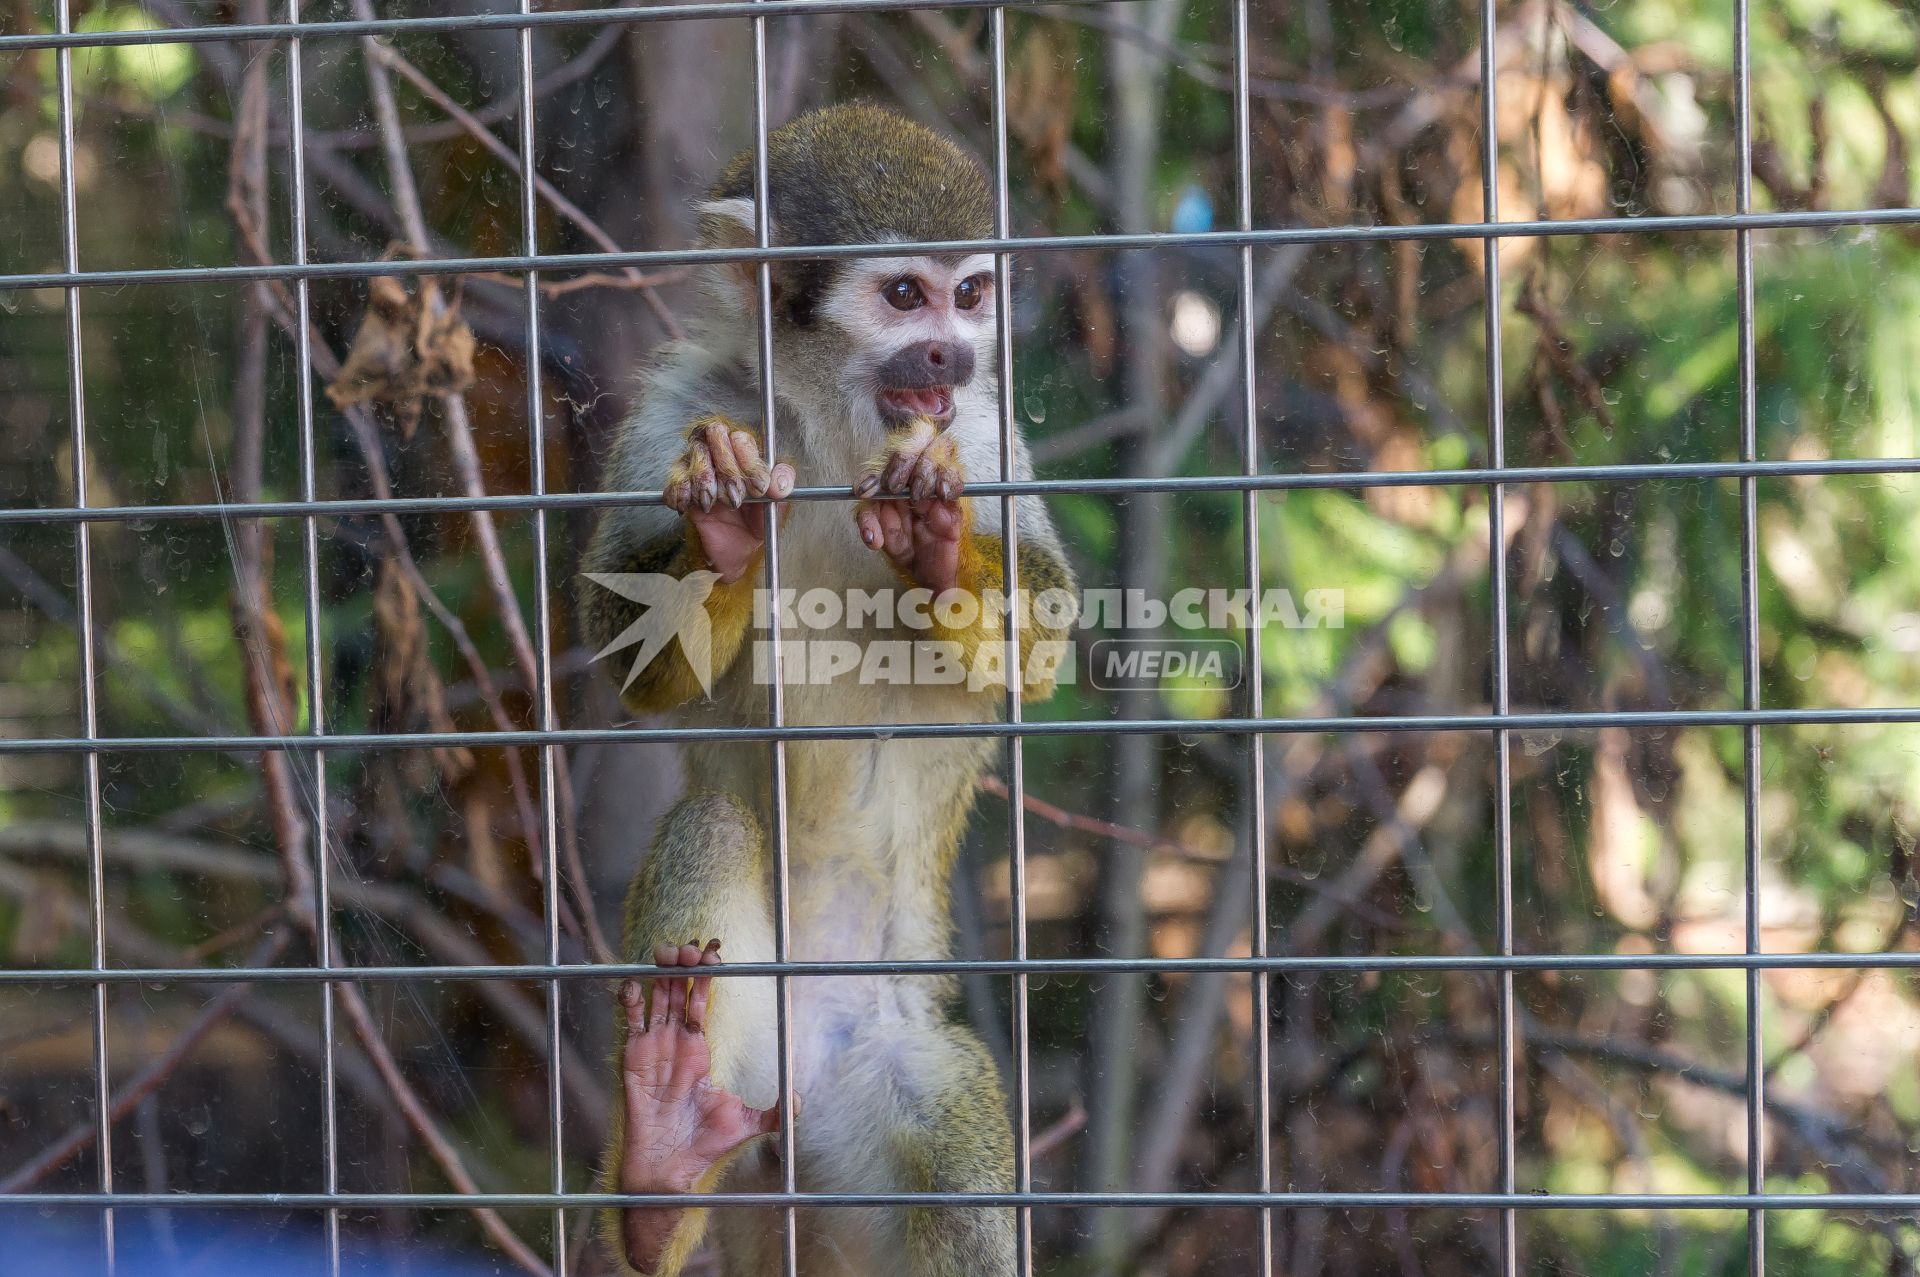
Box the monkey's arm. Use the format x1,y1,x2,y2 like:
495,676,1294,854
855,421,1077,702
580,417,791,715
920,507,1077,703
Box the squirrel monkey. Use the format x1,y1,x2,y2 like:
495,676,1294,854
579,104,1076,1277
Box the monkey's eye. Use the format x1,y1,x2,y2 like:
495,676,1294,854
883,278,926,311
954,274,989,311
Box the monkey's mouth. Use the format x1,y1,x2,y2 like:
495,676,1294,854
877,387,955,426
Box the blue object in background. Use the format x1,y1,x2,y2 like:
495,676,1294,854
1170,184,1214,235
1,1211,517,1276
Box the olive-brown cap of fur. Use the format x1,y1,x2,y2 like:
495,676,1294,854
707,103,992,248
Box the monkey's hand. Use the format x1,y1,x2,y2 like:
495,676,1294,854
663,418,796,585
853,417,970,594
618,939,781,1275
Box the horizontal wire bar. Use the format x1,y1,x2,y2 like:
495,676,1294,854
4,951,1917,985
5,456,1919,527
0,0,1110,52
2,207,1917,294
1,708,1917,756
2,1190,1917,1211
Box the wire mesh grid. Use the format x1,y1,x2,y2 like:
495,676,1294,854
1,0,1918,1275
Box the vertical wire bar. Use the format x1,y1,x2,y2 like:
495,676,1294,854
1228,0,1273,1268
985,11,1033,1273
1478,1,1518,1271
746,14,800,1274
1732,0,1765,1269
282,5,338,1272
53,2,114,1267
513,9,569,1272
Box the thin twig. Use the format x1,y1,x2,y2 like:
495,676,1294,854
976,774,1404,929
227,168,560,958
93,23,628,152
1030,1097,1088,1162
0,856,400,1126
0,820,610,1126
333,981,553,1274
468,266,694,299
365,37,681,338
0,928,293,1193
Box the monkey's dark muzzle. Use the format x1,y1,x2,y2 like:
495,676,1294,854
876,340,973,426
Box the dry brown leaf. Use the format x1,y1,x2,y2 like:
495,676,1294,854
1069,259,1117,378
1007,24,1078,203
326,274,476,438
370,555,474,785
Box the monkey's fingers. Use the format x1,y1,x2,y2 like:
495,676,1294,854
668,443,719,513
620,978,647,1035
725,429,775,497
663,968,691,1026
662,462,696,514
915,497,966,541
855,503,884,552
647,941,689,1033
747,1101,783,1138
853,452,893,499
698,421,749,507
858,418,938,497
881,431,932,493
910,444,964,503
882,502,914,563
856,499,914,564
768,462,796,501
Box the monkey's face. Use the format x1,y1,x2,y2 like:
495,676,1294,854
810,253,997,432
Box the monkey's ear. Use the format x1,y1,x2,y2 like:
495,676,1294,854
695,198,773,295
695,197,761,248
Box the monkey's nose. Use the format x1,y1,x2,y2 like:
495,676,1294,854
886,340,975,388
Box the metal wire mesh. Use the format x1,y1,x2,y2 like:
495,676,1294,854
1,1,1917,1275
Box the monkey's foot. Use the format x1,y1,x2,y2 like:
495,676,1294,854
854,418,969,594
616,940,778,1274
663,419,796,584
619,939,780,1196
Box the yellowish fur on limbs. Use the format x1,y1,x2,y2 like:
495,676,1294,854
873,503,1075,704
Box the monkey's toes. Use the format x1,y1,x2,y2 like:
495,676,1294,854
649,938,722,1029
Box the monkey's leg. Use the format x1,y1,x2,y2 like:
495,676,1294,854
893,1024,1018,1277
601,793,778,1277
